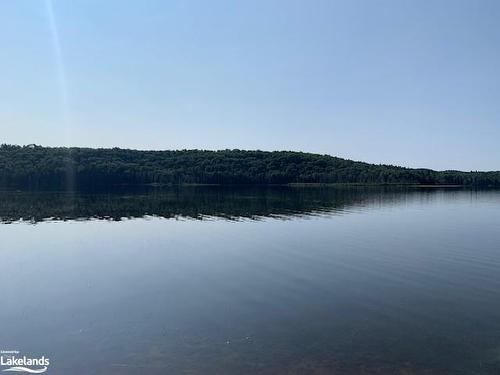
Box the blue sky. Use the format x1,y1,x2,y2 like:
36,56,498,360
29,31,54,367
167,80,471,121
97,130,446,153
1,0,499,170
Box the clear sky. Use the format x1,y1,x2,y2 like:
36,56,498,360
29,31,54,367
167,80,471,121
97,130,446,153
1,0,499,171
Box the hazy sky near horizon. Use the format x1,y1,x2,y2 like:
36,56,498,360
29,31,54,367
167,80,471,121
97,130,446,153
1,0,500,170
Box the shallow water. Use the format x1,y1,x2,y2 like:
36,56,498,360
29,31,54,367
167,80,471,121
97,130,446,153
1,187,500,374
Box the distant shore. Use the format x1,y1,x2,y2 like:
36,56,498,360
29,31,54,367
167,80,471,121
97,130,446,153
286,183,465,188
1,145,499,189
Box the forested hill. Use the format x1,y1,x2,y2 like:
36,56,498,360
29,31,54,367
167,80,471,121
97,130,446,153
0,144,499,189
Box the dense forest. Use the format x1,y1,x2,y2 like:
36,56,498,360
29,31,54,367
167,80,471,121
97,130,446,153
1,144,499,189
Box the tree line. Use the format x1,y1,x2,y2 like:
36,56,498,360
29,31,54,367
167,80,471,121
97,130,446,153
1,144,499,189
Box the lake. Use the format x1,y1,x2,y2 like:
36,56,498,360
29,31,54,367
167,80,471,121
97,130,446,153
1,186,500,374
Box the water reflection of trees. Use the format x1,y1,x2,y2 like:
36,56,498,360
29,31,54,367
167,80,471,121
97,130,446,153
0,186,468,223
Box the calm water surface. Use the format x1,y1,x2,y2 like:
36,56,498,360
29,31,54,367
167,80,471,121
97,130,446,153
1,187,500,374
